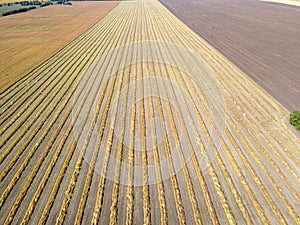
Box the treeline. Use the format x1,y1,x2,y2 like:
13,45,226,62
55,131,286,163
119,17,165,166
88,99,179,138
0,1,53,7
20,1,53,7
2,6,36,16
0,1,54,17
56,0,72,5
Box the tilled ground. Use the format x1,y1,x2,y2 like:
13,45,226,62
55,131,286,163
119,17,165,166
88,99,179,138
0,0,299,224
160,0,300,111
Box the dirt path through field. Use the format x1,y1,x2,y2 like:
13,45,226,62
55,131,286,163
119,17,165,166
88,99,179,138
0,0,299,224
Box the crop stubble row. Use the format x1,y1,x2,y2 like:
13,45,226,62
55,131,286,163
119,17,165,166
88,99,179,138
0,0,300,224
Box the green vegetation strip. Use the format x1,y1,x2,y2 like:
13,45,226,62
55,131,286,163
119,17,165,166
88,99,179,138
0,1,75,17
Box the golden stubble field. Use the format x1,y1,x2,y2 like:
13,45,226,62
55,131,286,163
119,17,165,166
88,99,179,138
0,1,119,92
0,0,299,224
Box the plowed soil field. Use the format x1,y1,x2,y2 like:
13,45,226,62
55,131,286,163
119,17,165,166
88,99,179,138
160,0,300,111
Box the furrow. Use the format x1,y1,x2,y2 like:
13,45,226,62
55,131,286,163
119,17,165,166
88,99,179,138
56,34,132,225
2,52,100,224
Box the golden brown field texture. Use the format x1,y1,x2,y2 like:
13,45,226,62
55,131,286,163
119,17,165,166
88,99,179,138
0,0,300,224
0,1,119,92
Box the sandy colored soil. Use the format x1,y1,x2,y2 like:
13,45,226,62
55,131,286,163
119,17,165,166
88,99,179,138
261,0,300,7
0,1,119,92
160,0,300,111
0,0,299,224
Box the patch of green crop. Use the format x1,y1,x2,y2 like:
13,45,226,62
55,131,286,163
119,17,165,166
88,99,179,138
290,110,300,130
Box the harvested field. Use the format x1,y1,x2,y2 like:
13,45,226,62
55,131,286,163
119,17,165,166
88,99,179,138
160,0,300,111
0,0,300,224
0,1,119,92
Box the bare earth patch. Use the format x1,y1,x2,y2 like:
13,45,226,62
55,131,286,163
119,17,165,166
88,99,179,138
160,0,300,111
0,1,119,92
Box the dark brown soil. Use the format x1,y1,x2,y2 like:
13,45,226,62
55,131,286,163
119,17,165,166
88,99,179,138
160,0,300,111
